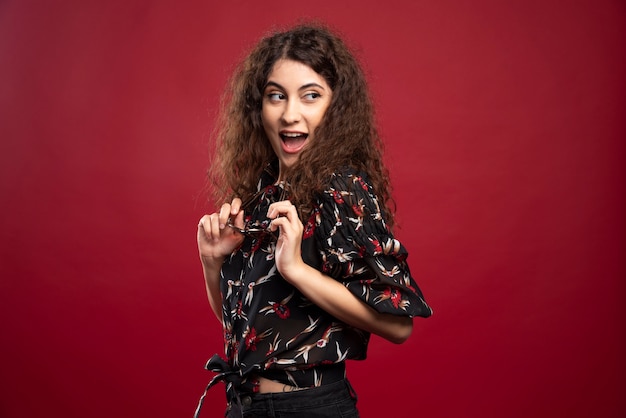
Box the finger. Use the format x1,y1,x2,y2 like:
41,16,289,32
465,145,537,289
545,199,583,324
198,214,215,241
209,213,224,241
197,215,207,237
268,202,301,235
233,208,245,229
218,203,232,229
268,216,289,234
267,201,298,219
230,197,243,215
269,214,302,237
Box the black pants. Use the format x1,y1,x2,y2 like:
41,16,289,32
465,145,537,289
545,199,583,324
226,379,359,418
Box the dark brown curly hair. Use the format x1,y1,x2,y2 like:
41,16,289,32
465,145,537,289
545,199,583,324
208,23,395,226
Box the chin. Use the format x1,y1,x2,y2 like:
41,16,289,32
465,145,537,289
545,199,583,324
279,155,301,170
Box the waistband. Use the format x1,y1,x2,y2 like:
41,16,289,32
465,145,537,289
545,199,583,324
227,378,358,417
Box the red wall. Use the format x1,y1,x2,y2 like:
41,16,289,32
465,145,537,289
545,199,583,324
1,1,624,417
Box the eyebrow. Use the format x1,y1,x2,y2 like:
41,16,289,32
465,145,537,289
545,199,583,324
264,81,328,91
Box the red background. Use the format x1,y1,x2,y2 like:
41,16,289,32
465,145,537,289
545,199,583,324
1,1,624,417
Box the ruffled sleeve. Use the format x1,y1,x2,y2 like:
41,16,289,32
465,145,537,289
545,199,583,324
313,169,432,318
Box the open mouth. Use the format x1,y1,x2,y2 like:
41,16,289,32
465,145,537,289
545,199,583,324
279,132,308,152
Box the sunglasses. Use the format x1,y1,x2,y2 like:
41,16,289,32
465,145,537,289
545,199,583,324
226,183,288,241
226,219,278,241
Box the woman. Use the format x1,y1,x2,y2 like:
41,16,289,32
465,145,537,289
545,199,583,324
196,24,432,418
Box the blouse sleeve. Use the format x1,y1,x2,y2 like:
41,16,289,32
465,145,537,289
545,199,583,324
313,170,432,318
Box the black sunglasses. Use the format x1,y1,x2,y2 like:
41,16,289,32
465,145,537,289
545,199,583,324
226,183,288,241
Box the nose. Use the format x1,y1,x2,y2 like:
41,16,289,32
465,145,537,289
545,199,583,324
280,99,301,124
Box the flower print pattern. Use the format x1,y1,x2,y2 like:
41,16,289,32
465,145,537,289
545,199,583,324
259,291,293,319
212,164,431,396
315,170,432,317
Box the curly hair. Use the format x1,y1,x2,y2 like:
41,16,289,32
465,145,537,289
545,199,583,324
208,23,395,226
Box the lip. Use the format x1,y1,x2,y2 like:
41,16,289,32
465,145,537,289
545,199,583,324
279,130,309,154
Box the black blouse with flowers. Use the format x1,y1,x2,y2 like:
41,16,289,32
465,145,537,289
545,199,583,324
209,163,432,397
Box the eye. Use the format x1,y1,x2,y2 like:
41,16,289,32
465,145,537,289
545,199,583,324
266,92,285,102
303,92,321,101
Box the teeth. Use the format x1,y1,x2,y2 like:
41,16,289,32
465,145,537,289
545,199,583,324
281,132,305,138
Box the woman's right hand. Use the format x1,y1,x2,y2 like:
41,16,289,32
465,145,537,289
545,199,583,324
197,198,245,265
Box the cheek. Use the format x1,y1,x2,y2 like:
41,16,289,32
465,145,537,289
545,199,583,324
320,99,332,118
261,106,276,129
313,107,330,127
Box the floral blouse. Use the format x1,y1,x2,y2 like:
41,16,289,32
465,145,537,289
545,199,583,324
202,163,431,405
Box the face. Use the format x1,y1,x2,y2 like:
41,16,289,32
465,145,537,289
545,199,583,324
261,59,332,175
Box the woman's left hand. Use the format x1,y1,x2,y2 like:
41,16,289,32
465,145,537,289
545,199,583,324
267,200,305,280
